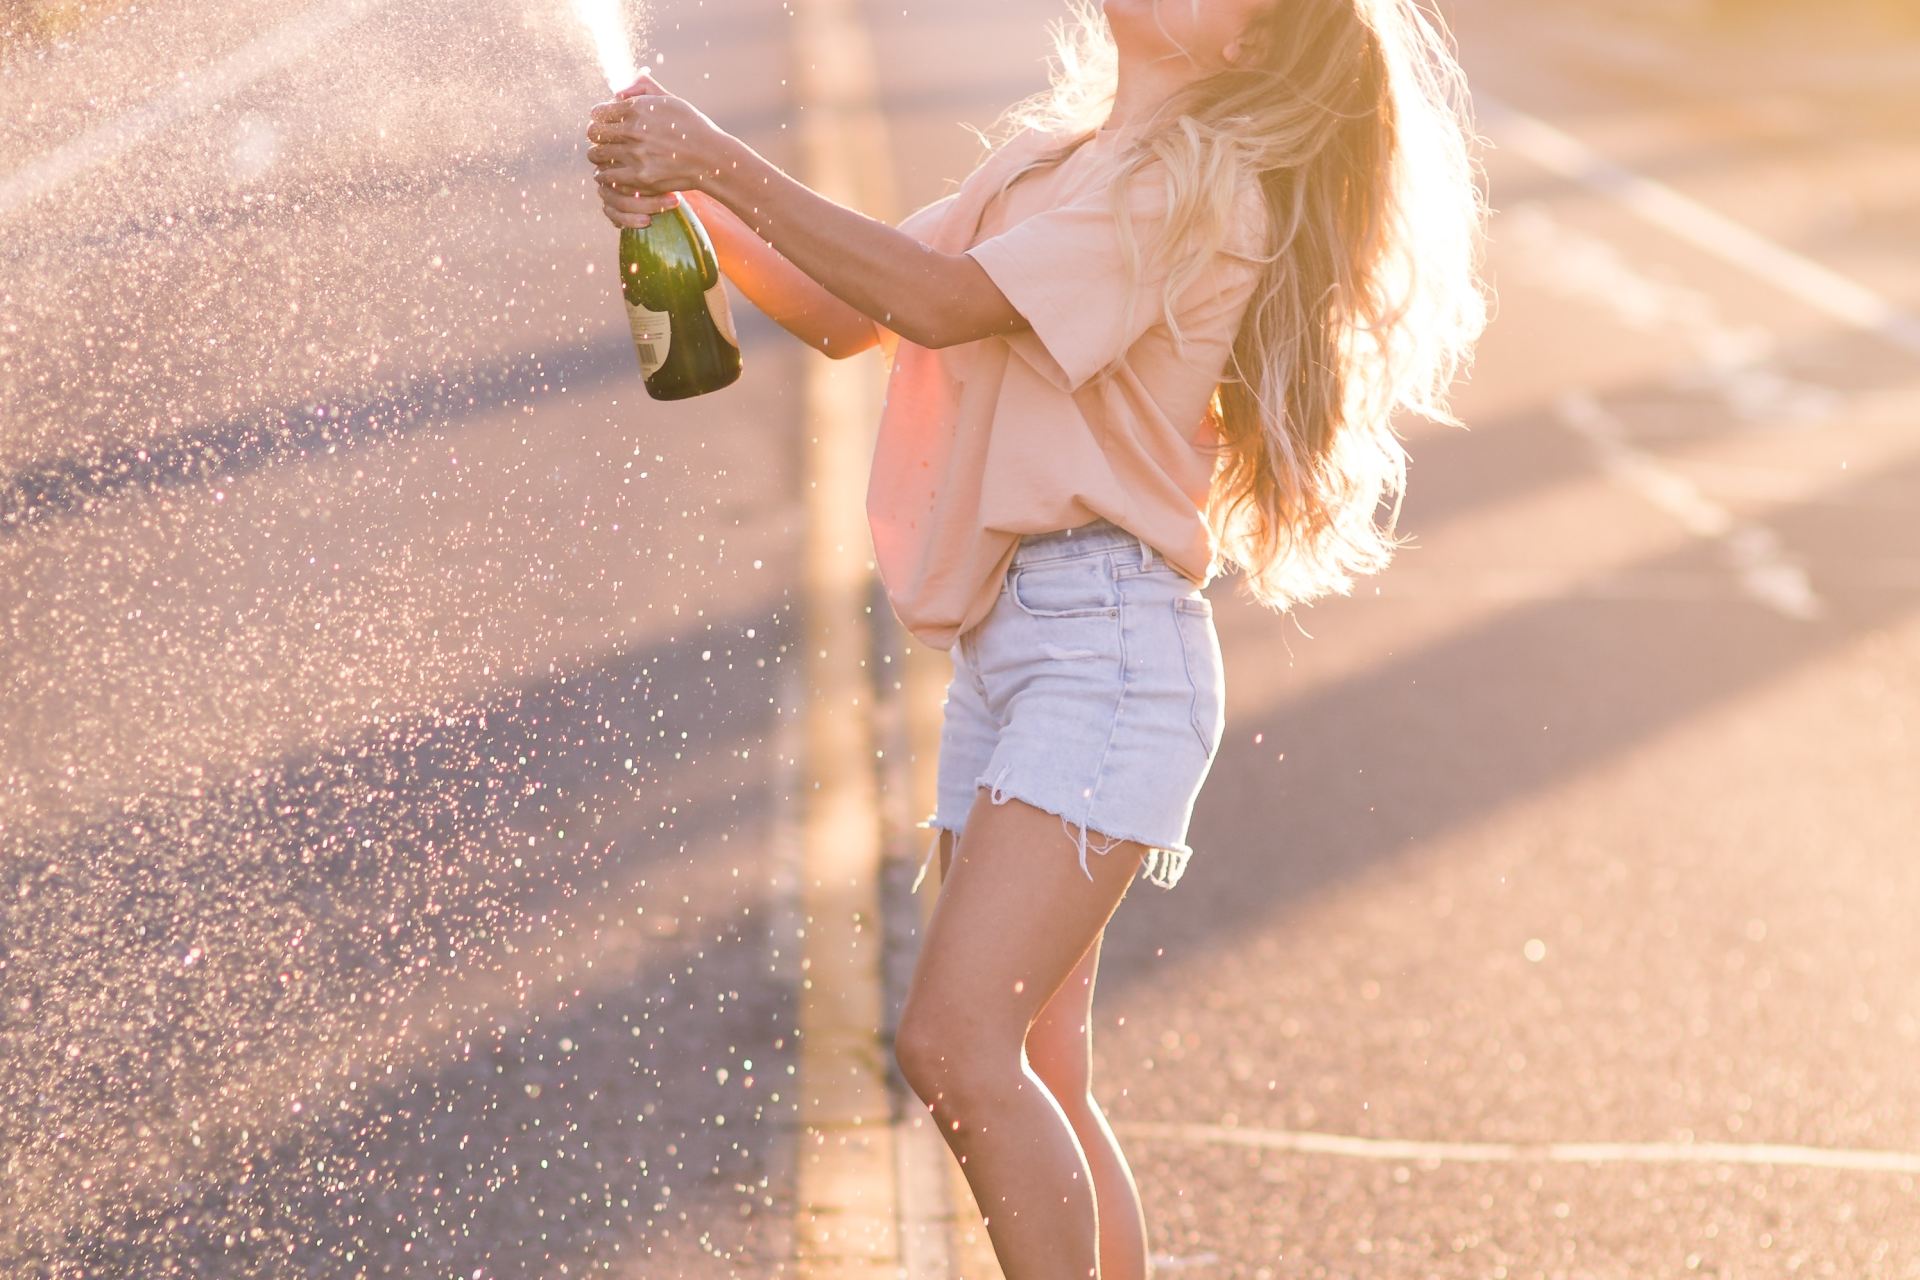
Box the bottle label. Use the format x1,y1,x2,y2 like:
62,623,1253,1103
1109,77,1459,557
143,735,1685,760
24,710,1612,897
706,282,739,348
625,301,671,376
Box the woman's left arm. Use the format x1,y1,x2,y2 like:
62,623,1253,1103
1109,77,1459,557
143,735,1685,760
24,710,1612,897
587,73,1023,351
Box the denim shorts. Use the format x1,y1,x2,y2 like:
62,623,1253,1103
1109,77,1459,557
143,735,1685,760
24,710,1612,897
910,518,1227,893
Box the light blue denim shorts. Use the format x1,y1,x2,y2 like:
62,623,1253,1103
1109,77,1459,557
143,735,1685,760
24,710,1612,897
911,517,1227,894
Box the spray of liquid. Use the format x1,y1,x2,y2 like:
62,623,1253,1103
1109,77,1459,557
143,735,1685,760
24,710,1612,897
570,0,641,90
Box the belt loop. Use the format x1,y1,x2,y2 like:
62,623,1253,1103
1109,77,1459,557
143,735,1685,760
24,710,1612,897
1137,534,1152,568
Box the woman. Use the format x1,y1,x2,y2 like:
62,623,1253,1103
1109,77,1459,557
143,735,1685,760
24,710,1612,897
586,0,1486,1273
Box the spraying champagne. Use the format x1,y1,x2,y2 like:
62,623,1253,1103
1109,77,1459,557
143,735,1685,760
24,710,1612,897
571,0,741,399
619,197,742,400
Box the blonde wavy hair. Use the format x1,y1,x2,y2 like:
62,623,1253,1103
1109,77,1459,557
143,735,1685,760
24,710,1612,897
975,0,1488,612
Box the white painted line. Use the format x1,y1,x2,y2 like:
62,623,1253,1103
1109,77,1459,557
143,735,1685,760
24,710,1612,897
1483,96,1920,359
1116,1120,1920,1177
1555,391,1824,621
1150,1252,1222,1271
1499,202,1842,431
0,0,392,222
1377,567,1794,605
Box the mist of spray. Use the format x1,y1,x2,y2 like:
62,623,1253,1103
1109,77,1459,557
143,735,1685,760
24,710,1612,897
570,0,640,90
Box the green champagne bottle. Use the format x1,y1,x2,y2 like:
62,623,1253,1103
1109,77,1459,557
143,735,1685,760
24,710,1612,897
619,198,742,400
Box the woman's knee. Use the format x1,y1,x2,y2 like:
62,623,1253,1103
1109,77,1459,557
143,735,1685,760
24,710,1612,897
893,999,1020,1104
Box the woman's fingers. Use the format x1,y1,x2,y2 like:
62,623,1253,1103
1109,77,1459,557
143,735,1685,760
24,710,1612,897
584,83,715,197
589,87,667,125
600,188,679,216
603,205,652,229
585,116,664,163
587,102,651,137
586,135,664,188
595,176,680,229
585,119,644,147
595,167,675,197
614,69,667,99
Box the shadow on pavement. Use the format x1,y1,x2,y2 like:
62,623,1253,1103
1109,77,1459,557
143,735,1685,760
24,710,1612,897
1111,403,1919,1000
1,601,801,1277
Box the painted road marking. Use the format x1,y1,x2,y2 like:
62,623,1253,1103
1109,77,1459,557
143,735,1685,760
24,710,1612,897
791,324,901,1280
1500,201,1843,430
1483,96,1920,358
1555,390,1824,622
0,0,392,222
1487,117,1839,623
785,0,993,1261
1117,1120,1920,1177
787,0,924,1272
1377,567,1820,606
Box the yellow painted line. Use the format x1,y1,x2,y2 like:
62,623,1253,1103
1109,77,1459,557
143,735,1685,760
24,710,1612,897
787,0,915,1272
786,0,1003,1268
792,313,901,1273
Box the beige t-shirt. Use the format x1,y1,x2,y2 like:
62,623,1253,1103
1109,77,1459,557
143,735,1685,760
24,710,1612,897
866,124,1268,652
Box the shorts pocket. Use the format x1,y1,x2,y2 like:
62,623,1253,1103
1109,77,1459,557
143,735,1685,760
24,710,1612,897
1172,596,1225,756
1009,555,1121,619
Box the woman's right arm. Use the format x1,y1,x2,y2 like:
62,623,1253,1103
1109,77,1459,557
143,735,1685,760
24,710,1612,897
687,192,882,360
588,76,1024,354
602,186,881,360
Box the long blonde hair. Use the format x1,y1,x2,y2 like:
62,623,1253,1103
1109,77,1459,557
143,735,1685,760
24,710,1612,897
976,0,1488,612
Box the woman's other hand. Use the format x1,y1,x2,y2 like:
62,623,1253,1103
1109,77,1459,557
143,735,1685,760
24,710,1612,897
585,71,736,226
595,186,679,231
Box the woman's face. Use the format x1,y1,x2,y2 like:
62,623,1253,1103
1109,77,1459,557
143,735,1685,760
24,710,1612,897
1102,0,1274,72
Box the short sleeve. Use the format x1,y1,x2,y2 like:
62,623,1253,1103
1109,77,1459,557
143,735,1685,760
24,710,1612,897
964,167,1268,393
897,191,960,245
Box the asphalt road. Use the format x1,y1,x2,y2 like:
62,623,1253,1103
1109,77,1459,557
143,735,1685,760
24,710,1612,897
3,1,812,1274
3,0,1917,1276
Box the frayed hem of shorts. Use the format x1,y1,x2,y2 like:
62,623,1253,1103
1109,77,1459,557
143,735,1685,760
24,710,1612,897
940,765,1192,892
909,818,963,894
1137,843,1191,891
911,814,1191,892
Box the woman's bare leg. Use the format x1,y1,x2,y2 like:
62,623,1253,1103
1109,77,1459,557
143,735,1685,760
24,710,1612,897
896,790,1147,1280
1026,928,1151,1280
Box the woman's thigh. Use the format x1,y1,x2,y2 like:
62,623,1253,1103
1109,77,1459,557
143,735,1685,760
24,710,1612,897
906,787,1145,1049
